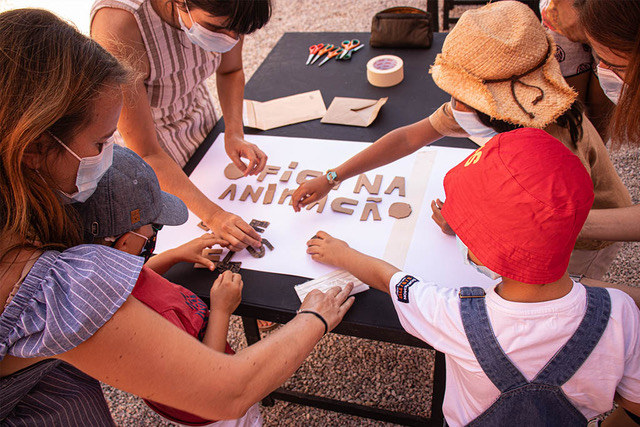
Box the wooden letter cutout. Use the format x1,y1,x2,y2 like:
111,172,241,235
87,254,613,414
384,176,406,197
280,170,292,183
223,163,244,180
289,161,299,169
360,202,382,221
256,165,281,182
331,197,358,215
278,188,296,205
239,185,264,203
389,202,412,219
219,184,237,200
295,170,323,185
306,196,328,213
367,197,382,202
263,183,277,204
354,174,382,195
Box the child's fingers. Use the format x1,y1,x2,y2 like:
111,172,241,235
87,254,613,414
196,256,216,271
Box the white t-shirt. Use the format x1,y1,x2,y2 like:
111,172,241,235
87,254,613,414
389,273,640,427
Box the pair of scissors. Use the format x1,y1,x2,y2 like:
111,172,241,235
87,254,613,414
318,48,344,66
310,44,335,65
306,43,324,65
338,39,362,60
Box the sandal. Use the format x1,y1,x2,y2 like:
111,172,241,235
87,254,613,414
257,319,278,332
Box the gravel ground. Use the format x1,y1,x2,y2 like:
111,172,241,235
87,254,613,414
1,0,638,426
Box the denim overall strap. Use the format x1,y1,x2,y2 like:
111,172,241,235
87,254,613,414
459,287,528,392
533,286,611,386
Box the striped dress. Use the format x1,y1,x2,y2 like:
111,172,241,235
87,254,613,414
0,245,144,425
91,0,221,167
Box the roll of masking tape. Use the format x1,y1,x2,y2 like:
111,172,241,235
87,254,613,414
367,55,404,87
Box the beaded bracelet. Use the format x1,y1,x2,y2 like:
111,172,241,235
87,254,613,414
297,309,329,335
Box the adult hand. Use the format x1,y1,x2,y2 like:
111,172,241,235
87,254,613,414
224,134,267,177
291,176,333,212
299,283,355,332
173,233,228,271
205,210,262,252
210,270,243,316
431,199,455,236
306,230,350,267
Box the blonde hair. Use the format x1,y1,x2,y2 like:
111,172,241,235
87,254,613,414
0,9,130,252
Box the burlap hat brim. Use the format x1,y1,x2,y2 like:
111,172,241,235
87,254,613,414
430,33,577,129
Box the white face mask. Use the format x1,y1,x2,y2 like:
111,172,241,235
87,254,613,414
451,100,499,139
456,236,501,280
178,3,238,53
596,64,625,105
51,133,114,203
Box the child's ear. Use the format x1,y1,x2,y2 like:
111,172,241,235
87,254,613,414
113,233,134,253
22,133,49,170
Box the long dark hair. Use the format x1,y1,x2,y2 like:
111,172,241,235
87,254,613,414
576,0,640,146
476,101,585,148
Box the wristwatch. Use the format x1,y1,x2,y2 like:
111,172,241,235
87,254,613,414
325,169,339,185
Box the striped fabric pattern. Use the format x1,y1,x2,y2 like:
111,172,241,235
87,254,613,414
0,245,143,359
0,360,115,426
91,0,221,167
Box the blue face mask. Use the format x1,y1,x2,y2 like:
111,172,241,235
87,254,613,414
451,99,499,139
456,236,501,280
178,3,239,53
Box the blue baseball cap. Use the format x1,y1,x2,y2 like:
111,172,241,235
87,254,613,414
75,145,188,241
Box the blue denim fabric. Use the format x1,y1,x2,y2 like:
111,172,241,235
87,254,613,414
458,285,611,427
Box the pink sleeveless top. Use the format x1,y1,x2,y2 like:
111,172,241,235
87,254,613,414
91,0,221,167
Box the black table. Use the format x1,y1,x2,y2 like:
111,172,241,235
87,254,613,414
166,32,474,426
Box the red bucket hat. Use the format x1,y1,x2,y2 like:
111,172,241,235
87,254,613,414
441,128,594,284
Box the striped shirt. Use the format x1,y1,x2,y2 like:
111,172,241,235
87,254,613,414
91,0,221,167
0,245,142,425
0,245,143,358
0,360,114,426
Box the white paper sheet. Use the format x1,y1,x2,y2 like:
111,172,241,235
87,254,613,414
155,134,497,290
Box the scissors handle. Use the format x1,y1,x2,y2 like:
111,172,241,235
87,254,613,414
310,44,334,64
306,43,324,65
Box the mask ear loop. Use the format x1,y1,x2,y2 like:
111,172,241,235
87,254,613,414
47,131,82,161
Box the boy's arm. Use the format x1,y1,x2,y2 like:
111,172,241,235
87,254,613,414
145,234,228,276
202,308,231,353
203,271,243,352
292,117,444,212
306,231,400,293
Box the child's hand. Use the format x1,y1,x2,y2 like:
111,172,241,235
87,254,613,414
176,233,229,270
210,270,243,316
431,199,455,236
306,231,351,267
291,176,333,212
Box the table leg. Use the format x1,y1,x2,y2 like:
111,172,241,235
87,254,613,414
241,316,275,406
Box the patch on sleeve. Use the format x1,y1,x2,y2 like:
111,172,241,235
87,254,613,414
395,275,418,303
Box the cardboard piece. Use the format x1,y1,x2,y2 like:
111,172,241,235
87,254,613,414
243,90,327,131
321,97,388,127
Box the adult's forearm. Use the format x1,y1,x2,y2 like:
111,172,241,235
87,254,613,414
581,205,640,241
142,150,224,222
216,69,245,138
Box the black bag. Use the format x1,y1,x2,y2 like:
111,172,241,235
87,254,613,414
370,6,433,49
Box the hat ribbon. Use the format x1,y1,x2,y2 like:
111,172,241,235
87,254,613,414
482,45,551,120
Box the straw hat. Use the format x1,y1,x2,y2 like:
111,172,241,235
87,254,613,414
430,1,577,128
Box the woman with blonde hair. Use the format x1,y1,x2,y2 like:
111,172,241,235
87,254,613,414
0,9,353,425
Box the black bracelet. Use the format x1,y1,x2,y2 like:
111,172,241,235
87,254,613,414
297,309,329,336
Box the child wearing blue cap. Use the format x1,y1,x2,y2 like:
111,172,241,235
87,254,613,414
75,145,262,426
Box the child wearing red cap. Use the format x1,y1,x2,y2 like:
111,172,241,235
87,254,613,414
306,129,640,426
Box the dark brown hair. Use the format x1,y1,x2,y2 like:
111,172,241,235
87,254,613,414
0,8,130,253
576,0,640,145
176,0,271,34
476,101,585,148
